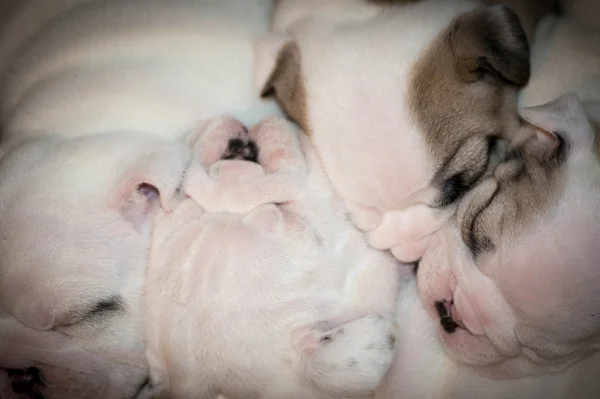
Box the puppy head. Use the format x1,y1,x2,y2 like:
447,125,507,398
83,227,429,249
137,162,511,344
0,133,190,398
257,2,531,259
418,94,600,378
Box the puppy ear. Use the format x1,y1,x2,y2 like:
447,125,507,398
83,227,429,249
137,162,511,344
519,94,595,153
255,34,308,127
111,142,191,232
450,5,530,87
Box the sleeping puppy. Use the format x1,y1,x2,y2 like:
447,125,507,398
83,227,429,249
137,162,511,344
0,133,192,398
143,117,402,399
255,0,554,263
0,118,401,398
416,93,600,380
376,273,600,399
0,0,281,149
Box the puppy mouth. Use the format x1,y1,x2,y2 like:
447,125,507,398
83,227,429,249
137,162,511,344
434,299,466,334
7,367,45,398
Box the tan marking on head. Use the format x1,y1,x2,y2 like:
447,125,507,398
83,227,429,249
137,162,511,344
260,42,309,133
457,138,567,256
408,5,530,206
457,93,596,256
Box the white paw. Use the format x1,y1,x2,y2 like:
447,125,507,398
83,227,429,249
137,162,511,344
300,315,396,396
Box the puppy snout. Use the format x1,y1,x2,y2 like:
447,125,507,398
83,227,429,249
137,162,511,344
222,138,259,163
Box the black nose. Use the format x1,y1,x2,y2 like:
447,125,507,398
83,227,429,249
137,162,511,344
7,367,44,397
435,300,460,334
440,316,459,334
222,138,259,163
434,301,448,318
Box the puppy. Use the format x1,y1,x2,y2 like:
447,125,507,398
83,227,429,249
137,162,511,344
415,93,600,380
0,132,193,398
0,0,281,148
256,0,555,263
143,117,402,399
375,275,600,399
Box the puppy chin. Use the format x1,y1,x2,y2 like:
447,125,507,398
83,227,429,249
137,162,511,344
438,328,506,371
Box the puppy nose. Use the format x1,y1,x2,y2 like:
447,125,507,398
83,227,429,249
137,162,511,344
434,300,461,334
222,138,259,163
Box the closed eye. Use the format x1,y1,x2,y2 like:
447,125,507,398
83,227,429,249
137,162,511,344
461,183,499,258
56,295,124,329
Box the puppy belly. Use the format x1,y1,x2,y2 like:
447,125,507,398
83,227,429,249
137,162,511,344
147,195,399,398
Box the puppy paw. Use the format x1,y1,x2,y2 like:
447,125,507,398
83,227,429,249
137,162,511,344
299,315,396,396
188,117,251,167
367,206,453,262
249,117,305,173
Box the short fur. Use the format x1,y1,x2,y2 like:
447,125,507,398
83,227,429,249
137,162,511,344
257,0,553,263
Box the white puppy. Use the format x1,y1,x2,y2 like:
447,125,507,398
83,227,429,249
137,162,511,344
0,116,402,398
256,0,554,263
0,0,281,148
0,132,192,398
144,117,402,399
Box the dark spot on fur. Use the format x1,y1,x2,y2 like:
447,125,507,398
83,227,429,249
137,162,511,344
320,335,332,343
388,334,396,349
440,173,468,206
347,358,357,368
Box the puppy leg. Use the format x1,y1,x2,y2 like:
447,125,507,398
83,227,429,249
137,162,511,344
295,315,396,397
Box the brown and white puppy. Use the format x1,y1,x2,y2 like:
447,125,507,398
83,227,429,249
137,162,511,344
417,93,600,379
256,0,554,263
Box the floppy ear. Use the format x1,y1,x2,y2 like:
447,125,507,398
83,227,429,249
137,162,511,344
111,142,191,232
255,34,307,127
449,5,530,87
519,94,595,154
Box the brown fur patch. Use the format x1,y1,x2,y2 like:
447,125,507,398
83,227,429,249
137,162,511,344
408,5,530,206
260,42,309,132
458,130,567,257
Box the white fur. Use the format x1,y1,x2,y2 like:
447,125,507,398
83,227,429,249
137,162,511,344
145,117,402,398
0,132,192,399
258,0,481,263
0,0,281,148
519,14,600,108
375,279,600,399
